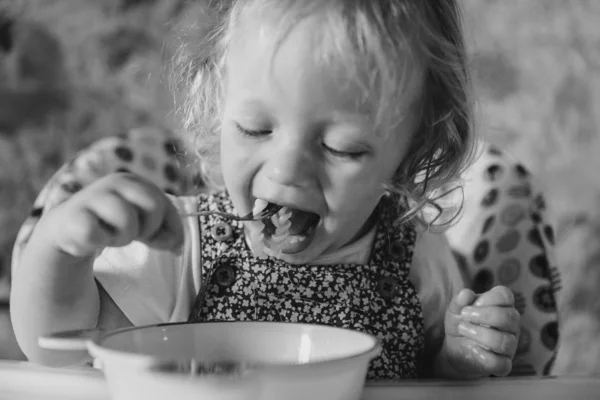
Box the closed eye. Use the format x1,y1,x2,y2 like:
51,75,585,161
322,143,367,160
235,122,272,137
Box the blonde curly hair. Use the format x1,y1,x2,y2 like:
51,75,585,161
171,0,476,227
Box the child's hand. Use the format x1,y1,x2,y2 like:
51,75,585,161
441,286,520,378
35,172,184,258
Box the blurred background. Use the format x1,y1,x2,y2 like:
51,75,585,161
0,0,599,366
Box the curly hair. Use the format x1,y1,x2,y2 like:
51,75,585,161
171,0,476,227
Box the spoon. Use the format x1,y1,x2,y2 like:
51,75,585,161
181,202,282,222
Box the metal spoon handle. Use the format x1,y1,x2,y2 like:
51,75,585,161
181,210,254,221
181,204,282,222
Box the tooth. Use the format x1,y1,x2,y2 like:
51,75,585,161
249,232,267,258
248,221,265,233
248,223,264,239
254,227,265,239
253,199,268,215
254,198,268,209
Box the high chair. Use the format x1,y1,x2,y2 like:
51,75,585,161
11,128,560,377
445,142,560,376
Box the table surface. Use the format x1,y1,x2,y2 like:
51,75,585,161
2,360,600,400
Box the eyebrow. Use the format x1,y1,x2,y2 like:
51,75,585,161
330,110,372,125
234,96,372,122
235,96,269,111
228,97,273,121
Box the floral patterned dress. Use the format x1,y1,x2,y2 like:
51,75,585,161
187,191,426,380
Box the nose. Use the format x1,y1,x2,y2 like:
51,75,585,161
265,137,314,188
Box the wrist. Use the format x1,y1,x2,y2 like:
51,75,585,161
18,221,98,301
432,340,458,379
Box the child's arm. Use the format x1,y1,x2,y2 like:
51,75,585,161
409,230,464,376
10,225,101,366
10,173,183,366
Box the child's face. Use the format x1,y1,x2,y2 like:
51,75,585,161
220,16,420,264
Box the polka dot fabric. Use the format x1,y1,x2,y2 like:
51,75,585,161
446,142,560,376
11,127,198,276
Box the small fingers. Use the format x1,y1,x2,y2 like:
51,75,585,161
56,207,113,257
445,289,479,337
101,174,162,238
445,337,513,378
461,306,521,334
86,190,141,247
92,172,183,252
469,345,513,377
114,174,184,252
474,286,515,308
458,321,518,357
56,190,140,256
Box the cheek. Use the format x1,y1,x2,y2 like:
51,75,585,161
220,128,244,180
380,133,413,180
220,124,236,151
324,166,386,215
221,127,245,162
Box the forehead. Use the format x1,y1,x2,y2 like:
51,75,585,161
225,10,423,122
226,18,359,111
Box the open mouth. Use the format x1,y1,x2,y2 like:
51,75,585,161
247,199,321,257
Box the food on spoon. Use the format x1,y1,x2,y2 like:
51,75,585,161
247,198,320,259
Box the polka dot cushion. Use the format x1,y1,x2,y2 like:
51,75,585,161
446,142,560,376
11,133,559,376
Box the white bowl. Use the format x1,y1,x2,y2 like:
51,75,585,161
40,321,381,400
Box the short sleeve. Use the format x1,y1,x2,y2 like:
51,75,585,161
410,229,466,349
93,196,201,326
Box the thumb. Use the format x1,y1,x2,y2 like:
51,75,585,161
445,288,478,336
448,288,478,315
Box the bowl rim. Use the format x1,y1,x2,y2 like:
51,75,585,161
90,320,382,370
